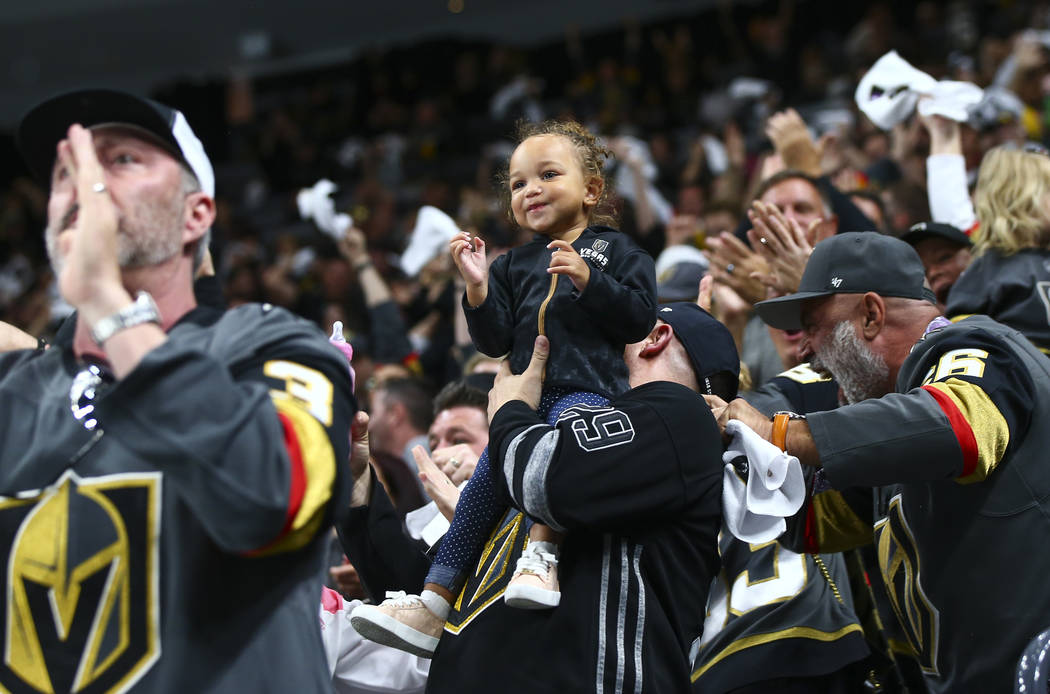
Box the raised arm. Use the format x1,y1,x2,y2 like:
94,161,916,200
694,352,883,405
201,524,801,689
92,314,355,555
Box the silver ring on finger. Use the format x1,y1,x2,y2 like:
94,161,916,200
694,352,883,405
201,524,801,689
92,182,107,194
726,263,735,275
760,237,768,245
449,457,461,469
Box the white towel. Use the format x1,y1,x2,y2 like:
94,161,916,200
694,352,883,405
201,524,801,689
404,479,470,548
721,419,805,544
400,205,462,277
855,50,983,130
297,178,353,240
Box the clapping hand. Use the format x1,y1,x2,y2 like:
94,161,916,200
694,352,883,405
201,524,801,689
53,125,127,324
413,446,462,522
703,231,769,306
747,200,815,296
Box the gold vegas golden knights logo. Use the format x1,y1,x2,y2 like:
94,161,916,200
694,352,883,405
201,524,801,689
0,471,160,693
874,495,940,676
444,512,529,634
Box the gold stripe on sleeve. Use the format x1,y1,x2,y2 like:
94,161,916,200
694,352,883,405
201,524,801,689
924,378,1009,484
255,394,337,554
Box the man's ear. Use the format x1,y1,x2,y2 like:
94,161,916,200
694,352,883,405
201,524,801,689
638,322,674,358
860,292,886,340
183,192,216,247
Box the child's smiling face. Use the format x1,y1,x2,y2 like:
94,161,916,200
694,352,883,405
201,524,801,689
507,134,598,239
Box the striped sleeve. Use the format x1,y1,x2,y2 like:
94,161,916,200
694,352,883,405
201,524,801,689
914,328,1034,484
921,379,1009,484
248,358,346,555
810,328,1034,489
500,422,564,531
91,322,353,555
249,393,338,553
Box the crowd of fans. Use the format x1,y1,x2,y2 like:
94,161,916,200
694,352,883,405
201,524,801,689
5,0,1050,691
2,1,1047,409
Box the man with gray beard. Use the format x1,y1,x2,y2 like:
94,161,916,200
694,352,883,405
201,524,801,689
706,232,1050,693
0,89,355,692
807,319,889,405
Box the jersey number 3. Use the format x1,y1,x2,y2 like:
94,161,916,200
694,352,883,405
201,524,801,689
264,360,334,426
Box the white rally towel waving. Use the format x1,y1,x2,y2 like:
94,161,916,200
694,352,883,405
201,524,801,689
855,50,984,130
298,179,353,240
721,419,805,544
400,205,463,277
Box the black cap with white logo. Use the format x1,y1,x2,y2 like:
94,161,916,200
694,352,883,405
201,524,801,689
656,302,739,399
16,88,214,197
755,232,936,331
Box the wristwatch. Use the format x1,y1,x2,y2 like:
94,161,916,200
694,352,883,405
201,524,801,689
90,291,161,344
770,411,806,452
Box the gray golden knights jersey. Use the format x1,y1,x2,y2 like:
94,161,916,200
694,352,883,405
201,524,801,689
0,304,354,693
692,366,868,692
946,248,1050,354
691,532,868,692
787,315,1050,692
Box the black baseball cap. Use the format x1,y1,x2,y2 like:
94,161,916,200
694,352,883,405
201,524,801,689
16,88,214,197
656,302,740,399
901,221,972,248
755,231,936,331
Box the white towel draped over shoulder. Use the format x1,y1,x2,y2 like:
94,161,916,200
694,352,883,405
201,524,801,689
721,419,805,544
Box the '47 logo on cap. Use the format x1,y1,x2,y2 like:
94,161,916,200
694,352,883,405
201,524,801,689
830,277,843,288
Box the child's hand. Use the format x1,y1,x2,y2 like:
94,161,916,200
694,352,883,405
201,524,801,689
546,240,590,292
450,232,488,307
450,232,486,285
